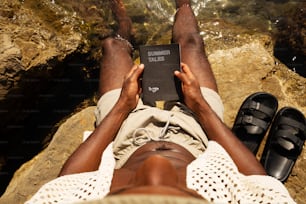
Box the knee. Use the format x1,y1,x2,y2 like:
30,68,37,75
175,33,204,50
102,37,133,54
102,37,120,51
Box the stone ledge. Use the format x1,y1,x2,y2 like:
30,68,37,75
1,41,305,204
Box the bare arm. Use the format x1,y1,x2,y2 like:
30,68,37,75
175,63,266,175
59,64,144,176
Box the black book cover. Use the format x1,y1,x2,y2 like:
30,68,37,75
139,44,182,108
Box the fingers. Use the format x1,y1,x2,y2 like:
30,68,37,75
180,62,192,75
125,64,144,80
174,62,195,84
120,64,144,109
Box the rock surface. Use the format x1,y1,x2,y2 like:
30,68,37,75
0,0,305,204
0,0,85,100
1,38,305,204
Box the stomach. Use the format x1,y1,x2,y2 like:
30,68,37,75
121,141,196,170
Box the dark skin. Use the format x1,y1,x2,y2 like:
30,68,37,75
59,0,266,199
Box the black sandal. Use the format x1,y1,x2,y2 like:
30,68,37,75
260,107,306,182
232,92,278,154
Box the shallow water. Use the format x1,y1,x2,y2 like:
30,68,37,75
194,0,305,77
59,0,304,75
122,0,305,76
0,0,304,196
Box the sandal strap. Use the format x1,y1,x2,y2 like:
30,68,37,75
278,117,306,135
243,100,275,117
272,129,304,152
237,115,268,130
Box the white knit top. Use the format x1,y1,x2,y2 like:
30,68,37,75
25,140,295,204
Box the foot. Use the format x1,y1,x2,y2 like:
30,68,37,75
175,0,191,9
109,0,133,41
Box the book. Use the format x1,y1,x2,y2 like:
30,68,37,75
139,43,183,109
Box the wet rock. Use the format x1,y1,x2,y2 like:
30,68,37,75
0,0,83,100
0,33,22,94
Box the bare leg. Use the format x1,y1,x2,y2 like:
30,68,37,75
172,2,218,92
99,0,134,96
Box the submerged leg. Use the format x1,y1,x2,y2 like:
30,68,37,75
109,0,133,40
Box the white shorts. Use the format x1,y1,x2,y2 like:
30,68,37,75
95,87,224,168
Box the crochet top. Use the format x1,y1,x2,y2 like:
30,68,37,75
25,141,295,204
